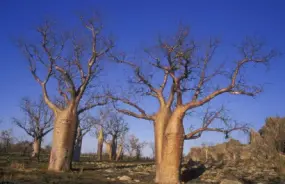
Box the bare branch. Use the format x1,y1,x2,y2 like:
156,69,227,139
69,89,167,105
54,65,76,98
184,107,249,140
42,127,53,138
12,118,34,137
109,53,166,105
192,39,220,102
108,95,155,121
76,18,114,103
183,37,277,112
12,97,54,140
78,95,109,114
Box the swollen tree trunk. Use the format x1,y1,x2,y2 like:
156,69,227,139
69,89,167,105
106,142,112,160
32,137,42,162
48,106,78,172
116,144,123,161
97,129,104,161
154,107,171,183
159,111,185,184
73,127,82,162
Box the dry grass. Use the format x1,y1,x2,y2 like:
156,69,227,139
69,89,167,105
0,153,155,184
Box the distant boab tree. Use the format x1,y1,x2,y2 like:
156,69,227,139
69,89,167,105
93,109,109,161
101,109,129,160
0,129,14,153
116,136,125,161
13,97,53,161
96,126,105,161
73,113,97,162
109,27,278,183
19,16,113,171
125,134,146,160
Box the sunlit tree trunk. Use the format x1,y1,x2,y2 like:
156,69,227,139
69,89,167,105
154,107,171,183
159,111,184,184
97,128,104,161
106,142,112,160
48,105,78,172
32,137,42,162
116,144,123,161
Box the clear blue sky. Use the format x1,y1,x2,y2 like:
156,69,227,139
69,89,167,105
0,0,285,156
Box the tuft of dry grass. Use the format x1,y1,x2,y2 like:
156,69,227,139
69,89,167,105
10,161,25,170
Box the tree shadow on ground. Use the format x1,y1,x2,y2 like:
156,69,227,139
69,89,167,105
181,160,206,183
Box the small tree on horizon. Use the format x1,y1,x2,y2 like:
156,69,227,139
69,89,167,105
101,109,129,160
0,129,14,154
73,113,97,162
12,96,53,161
125,134,147,160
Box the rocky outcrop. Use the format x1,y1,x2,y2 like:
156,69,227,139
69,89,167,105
258,117,285,153
184,129,285,184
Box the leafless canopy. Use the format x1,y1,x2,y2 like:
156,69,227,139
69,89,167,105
184,106,249,140
78,112,99,137
108,26,277,120
124,134,146,158
19,16,113,114
0,129,14,153
100,109,129,141
12,97,53,139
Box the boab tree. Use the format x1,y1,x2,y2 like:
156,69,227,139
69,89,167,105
92,108,128,161
116,136,125,161
0,129,14,153
73,113,96,162
92,108,109,161
109,28,277,183
19,17,113,171
13,97,53,161
96,126,105,161
125,134,147,160
102,110,129,160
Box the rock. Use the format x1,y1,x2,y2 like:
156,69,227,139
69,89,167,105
220,179,243,184
186,179,209,184
105,169,114,173
134,179,140,183
136,171,149,175
118,175,132,181
185,129,284,184
107,177,116,181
